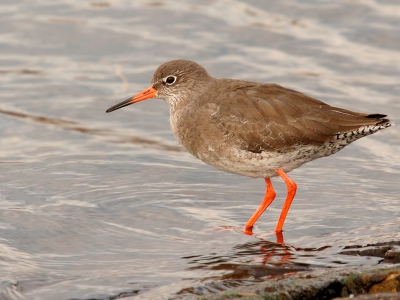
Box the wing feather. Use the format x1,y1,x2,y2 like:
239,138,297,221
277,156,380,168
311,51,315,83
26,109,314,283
207,81,385,153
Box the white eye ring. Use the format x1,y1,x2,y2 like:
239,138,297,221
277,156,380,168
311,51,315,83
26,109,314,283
163,75,177,85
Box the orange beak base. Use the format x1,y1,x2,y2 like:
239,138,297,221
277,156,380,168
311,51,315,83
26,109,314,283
106,87,157,113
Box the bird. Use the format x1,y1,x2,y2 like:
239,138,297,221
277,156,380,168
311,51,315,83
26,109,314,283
106,59,391,235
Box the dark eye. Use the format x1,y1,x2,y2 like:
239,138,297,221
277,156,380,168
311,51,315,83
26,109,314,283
165,76,177,85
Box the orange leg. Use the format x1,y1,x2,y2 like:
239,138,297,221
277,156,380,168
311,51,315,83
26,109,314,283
244,178,276,235
275,168,297,232
275,231,284,244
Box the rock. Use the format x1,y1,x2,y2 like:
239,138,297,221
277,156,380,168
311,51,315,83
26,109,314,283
197,264,400,300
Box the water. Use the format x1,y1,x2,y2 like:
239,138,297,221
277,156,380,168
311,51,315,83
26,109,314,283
0,0,399,299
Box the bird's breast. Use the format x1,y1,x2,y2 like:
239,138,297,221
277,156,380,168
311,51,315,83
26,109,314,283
170,103,222,159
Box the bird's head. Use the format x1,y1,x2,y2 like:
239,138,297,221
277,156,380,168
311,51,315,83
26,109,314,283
106,59,212,113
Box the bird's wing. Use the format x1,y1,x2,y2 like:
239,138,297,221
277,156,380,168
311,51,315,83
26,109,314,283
208,82,382,152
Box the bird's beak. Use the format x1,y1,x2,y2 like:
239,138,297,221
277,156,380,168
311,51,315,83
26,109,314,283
106,86,157,113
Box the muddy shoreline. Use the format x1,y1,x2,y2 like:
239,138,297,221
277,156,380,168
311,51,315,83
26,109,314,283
180,241,400,299
198,264,400,300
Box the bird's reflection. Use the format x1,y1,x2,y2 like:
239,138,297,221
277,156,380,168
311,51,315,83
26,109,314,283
183,230,307,279
179,231,309,296
181,225,400,298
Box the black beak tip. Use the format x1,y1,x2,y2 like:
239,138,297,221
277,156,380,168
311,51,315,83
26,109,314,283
105,97,135,114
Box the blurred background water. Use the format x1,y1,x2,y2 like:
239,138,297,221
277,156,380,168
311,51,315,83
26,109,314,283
0,0,399,299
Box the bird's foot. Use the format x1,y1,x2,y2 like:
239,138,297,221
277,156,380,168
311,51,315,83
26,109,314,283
244,227,284,243
244,225,254,236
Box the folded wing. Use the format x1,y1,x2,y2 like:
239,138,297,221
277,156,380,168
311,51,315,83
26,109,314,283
210,82,389,153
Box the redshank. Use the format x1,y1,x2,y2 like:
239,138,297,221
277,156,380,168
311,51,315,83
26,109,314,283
106,59,391,234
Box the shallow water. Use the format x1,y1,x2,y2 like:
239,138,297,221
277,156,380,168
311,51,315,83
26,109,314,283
0,0,400,299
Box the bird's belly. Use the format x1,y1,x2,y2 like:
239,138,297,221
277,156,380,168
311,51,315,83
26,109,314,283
171,112,334,179
194,144,328,178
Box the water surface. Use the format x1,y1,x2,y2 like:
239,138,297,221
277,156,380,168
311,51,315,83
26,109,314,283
0,0,399,299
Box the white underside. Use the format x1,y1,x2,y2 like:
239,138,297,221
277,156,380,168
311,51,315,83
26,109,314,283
196,144,327,178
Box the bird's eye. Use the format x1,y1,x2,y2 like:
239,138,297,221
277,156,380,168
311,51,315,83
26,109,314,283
164,76,177,85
